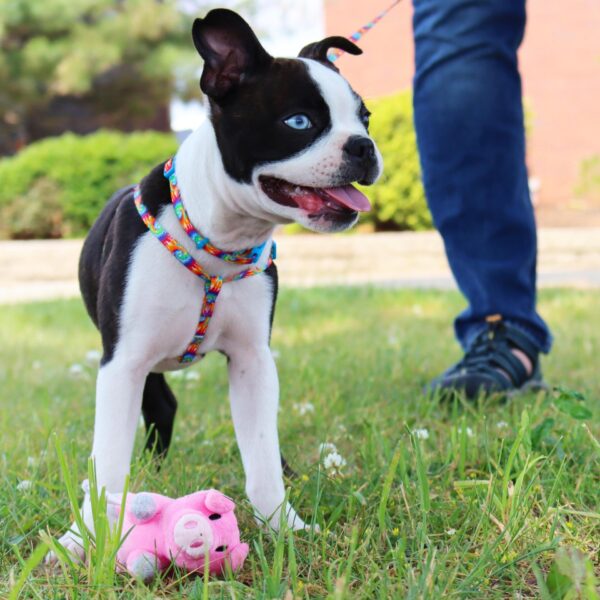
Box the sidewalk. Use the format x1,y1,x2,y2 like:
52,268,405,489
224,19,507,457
1,229,599,304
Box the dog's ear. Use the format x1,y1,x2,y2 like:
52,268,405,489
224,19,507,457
299,36,362,72
192,9,272,100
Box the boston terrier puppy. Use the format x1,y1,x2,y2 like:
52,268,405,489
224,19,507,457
49,8,382,562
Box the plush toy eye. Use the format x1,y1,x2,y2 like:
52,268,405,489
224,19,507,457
215,545,227,552
284,114,313,130
208,513,221,520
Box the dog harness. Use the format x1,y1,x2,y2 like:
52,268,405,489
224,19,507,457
133,157,275,363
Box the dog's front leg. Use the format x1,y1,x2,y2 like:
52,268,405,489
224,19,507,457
228,346,307,530
47,358,147,564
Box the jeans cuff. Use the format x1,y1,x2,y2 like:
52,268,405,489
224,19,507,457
459,318,552,355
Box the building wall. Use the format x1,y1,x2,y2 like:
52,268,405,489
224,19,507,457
325,0,600,218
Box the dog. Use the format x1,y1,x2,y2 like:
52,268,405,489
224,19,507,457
49,8,382,561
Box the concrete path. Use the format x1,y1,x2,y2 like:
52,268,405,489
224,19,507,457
1,229,599,304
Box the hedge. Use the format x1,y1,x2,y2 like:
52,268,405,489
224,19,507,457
0,130,178,238
361,91,432,231
0,91,431,238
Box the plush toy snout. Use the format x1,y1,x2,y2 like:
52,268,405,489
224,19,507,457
173,512,214,558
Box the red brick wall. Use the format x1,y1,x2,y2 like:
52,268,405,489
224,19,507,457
325,0,600,217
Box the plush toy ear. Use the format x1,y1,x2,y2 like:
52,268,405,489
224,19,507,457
127,492,169,524
298,36,362,72
192,9,272,100
203,490,236,514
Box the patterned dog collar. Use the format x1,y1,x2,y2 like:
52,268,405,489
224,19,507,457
133,158,275,363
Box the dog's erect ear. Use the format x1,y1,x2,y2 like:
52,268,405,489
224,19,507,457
299,36,362,72
192,9,272,100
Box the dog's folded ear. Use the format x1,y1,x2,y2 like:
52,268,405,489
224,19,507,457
192,9,272,101
299,36,362,72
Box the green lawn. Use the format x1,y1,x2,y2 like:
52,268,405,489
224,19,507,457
1,288,599,598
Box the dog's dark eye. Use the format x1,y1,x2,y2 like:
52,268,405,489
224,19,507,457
209,513,221,520
360,108,371,128
215,545,227,552
283,114,313,130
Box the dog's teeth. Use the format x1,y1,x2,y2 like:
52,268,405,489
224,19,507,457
294,187,301,194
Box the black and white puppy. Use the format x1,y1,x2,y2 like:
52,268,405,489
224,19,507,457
50,8,382,559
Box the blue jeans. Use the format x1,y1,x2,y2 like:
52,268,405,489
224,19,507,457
412,0,552,354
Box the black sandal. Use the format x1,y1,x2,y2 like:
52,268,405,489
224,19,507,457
429,315,548,399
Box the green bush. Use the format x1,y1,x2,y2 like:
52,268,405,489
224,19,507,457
0,130,178,238
575,155,600,203
361,91,432,231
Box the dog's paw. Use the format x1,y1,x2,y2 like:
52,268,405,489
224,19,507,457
45,525,85,567
257,502,317,533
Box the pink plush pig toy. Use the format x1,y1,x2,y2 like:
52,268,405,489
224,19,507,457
107,489,249,582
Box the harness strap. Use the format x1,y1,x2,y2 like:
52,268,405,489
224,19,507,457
133,161,274,363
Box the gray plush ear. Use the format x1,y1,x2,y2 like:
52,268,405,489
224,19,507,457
298,36,362,72
192,9,272,100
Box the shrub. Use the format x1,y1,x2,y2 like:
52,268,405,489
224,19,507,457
575,155,600,203
1,179,63,239
0,130,178,238
361,91,432,231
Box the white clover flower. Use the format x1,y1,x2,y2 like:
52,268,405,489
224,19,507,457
323,451,346,473
17,480,33,492
496,421,509,429
293,402,315,416
460,427,474,438
319,442,337,454
184,370,200,381
413,428,430,440
85,349,102,364
69,363,84,377
446,528,457,536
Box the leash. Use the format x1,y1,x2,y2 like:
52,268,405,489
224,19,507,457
133,158,275,363
327,0,402,63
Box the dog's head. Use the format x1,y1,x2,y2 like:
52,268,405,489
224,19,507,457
192,9,383,233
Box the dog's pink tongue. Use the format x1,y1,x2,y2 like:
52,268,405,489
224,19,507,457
324,185,371,212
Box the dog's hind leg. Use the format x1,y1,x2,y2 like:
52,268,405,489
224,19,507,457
141,372,178,457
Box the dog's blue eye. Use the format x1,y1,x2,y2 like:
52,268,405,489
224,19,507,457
284,114,313,130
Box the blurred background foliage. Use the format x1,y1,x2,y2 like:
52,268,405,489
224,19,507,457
0,130,178,238
0,0,227,155
0,92,431,239
0,0,431,239
361,92,430,232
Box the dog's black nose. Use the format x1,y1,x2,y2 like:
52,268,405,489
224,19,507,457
343,135,376,168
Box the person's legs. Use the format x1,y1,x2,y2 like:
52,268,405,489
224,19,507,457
412,0,552,394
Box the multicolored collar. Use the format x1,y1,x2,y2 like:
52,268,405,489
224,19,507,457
164,157,270,264
133,157,275,363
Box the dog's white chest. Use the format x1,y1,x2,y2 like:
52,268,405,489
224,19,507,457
117,215,274,372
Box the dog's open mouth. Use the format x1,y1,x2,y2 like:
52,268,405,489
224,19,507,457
259,176,371,216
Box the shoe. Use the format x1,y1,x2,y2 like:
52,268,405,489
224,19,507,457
429,315,548,399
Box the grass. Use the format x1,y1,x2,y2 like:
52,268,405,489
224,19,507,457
0,287,599,598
